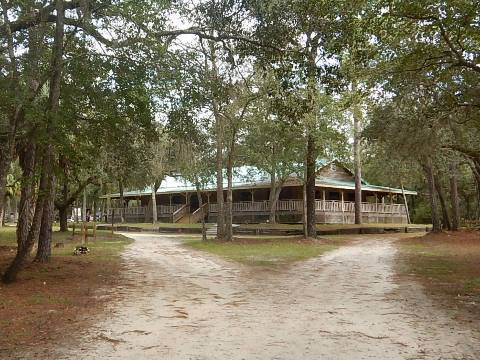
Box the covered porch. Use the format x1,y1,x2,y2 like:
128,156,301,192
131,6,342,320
101,184,412,225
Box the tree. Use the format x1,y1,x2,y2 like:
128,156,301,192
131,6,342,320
361,0,480,228
247,0,363,238
244,70,304,223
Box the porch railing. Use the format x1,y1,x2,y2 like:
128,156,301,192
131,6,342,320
157,204,183,214
106,204,183,218
106,207,146,217
209,200,406,215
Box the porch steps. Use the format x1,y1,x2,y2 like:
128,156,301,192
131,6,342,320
206,224,217,239
176,213,192,224
205,224,242,240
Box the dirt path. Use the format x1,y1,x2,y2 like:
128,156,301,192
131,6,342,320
49,233,478,360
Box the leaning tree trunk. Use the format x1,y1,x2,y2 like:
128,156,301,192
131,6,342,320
434,174,452,231
15,142,36,255
449,165,460,231
56,176,96,232
2,152,47,283
195,183,207,242
422,160,442,232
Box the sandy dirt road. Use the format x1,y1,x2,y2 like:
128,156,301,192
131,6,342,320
48,233,479,360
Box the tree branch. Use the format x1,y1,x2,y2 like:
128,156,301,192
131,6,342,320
55,176,98,209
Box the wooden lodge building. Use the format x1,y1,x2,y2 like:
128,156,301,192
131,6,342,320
102,161,417,224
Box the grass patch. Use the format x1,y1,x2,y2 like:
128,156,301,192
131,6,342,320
397,230,480,321
76,222,428,232
241,223,428,230
0,227,132,354
183,235,350,266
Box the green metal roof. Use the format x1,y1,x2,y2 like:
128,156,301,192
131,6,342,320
101,163,417,199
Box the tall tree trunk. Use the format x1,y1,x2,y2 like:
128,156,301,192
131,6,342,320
268,172,277,224
468,160,480,219
151,183,158,224
35,0,64,263
35,171,55,262
422,160,441,232
305,38,318,239
59,206,68,232
82,188,87,222
306,134,317,239
119,180,125,223
209,42,225,241
449,165,460,231
352,81,362,224
434,174,451,230
225,153,234,241
302,178,308,238
268,175,284,224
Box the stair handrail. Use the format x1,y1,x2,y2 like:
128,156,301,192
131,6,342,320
191,203,208,223
172,204,188,222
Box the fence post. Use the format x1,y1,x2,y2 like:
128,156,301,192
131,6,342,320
111,208,115,235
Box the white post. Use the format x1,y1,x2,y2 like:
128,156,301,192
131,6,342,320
401,185,410,224
322,190,326,211
341,191,345,224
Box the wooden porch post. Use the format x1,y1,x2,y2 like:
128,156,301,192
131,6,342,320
389,193,393,223
341,191,345,224
322,190,326,211
106,194,111,223
375,194,378,223
401,185,411,224
169,194,172,206
251,189,255,203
